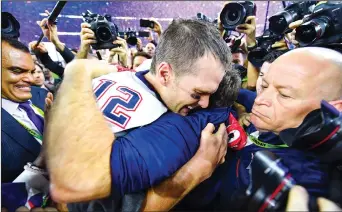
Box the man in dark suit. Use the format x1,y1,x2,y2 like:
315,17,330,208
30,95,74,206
1,37,48,183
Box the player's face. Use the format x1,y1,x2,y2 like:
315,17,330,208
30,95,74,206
164,54,225,116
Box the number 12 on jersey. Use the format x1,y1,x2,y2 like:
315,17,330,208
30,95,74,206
93,79,142,129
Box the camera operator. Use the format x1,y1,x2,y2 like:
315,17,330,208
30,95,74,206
37,10,75,63
107,37,129,67
29,41,64,79
76,22,97,59
146,18,163,44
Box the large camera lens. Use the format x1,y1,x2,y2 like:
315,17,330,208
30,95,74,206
126,31,137,46
269,10,297,35
1,12,20,38
296,16,330,46
220,3,247,30
96,26,112,42
248,48,268,68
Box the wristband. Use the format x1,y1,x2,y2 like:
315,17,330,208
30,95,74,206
25,162,48,175
247,40,258,51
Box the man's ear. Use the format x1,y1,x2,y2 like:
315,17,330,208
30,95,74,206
156,62,174,86
329,99,342,112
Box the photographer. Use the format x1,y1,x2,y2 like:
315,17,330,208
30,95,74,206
146,18,163,44
29,41,64,79
107,37,129,67
76,22,97,59
37,10,75,63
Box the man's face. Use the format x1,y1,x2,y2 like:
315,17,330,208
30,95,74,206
145,43,156,56
232,52,245,66
159,54,225,116
256,62,271,95
1,43,35,102
133,56,148,69
251,53,331,134
32,64,45,86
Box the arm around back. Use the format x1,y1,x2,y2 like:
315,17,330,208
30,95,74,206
45,60,117,203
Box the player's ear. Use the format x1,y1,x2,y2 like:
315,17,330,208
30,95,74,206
156,62,174,86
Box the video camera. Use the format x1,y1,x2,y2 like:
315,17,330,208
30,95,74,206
268,1,316,35
295,3,342,47
82,10,150,49
82,10,119,50
247,29,283,68
220,1,256,31
244,150,296,211
1,12,20,39
236,100,342,212
280,100,342,163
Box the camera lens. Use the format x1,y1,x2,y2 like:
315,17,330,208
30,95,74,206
227,10,241,24
269,12,290,34
248,48,268,68
96,26,112,42
296,16,330,46
1,12,20,39
2,18,10,29
2,12,14,33
126,31,137,45
220,3,247,30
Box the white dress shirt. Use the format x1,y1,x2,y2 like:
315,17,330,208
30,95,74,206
2,98,43,145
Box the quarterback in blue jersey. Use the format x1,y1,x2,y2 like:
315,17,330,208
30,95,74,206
107,47,341,211
68,47,342,212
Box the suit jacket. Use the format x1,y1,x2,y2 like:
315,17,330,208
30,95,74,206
1,86,48,183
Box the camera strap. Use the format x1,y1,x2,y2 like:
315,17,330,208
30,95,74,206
248,134,289,149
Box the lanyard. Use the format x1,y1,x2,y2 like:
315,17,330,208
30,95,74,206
15,104,44,142
248,134,288,148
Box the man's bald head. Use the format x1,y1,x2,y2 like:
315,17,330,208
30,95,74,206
251,47,342,134
271,47,342,101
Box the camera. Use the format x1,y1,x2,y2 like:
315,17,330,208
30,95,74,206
248,30,283,68
268,1,316,35
1,12,20,39
82,10,119,50
245,150,296,212
279,100,342,163
233,63,247,81
295,3,342,47
220,1,256,31
140,19,155,28
117,30,150,46
196,12,212,23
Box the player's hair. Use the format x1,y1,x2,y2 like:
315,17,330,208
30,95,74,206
150,19,232,77
209,68,241,108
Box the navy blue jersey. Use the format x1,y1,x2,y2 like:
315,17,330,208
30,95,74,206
110,107,231,200
109,107,331,210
